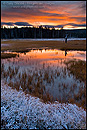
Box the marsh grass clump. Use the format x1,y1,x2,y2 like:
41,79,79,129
42,92,54,103
39,70,42,77
63,83,67,89
14,67,19,74
1,53,17,59
68,98,75,104
28,85,33,93
13,82,20,91
68,85,86,110
56,80,86,110
1,63,55,103
18,72,21,79
44,70,54,84
44,71,49,80
43,63,45,69
36,81,40,88
57,71,60,77
27,75,33,85
8,82,14,88
1,63,5,73
65,60,86,83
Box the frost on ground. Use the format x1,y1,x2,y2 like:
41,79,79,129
1,80,86,129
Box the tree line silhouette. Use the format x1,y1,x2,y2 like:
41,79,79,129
1,26,86,39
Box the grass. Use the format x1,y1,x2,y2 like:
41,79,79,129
1,40,86,52
1,62,86,109
64,60,86,84
1,53,17,59
1,63,54,103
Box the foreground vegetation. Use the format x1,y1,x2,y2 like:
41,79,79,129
65,60,86,109
1,53,17,59
65,60,86,84
1,80,86,129
1,60,86,109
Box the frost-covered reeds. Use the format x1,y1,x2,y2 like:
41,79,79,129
1,80,86,129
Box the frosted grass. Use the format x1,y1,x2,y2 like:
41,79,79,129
1,80,86,129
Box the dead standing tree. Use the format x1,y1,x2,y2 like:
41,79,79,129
65,34,68,43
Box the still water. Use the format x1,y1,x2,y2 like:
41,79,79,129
1,49,86,104
2,49,86,67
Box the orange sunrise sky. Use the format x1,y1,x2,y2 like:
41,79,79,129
1,1,86,29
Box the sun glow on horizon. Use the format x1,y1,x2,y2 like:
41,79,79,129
1,24,86,30
1,1,86,30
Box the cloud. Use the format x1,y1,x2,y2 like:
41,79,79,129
69,16,86,22
43,25,63,28
65,23,86,27
43,23,86,29
14,22,32,26
49,13,65,17
56,25,63,28
1,22,33,26
1,22,14,26
1,1,86,29
78,1,86,11
43,25,55,28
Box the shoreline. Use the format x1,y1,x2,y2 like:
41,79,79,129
1,38,86,42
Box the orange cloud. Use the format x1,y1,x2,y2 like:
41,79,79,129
1,1,86,29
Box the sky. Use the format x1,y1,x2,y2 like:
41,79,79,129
1,1,86,29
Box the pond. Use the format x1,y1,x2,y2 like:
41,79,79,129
1,49,86,109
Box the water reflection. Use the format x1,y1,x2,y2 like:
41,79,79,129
1,49,86,68
65,50,67,56
1,49,86,108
